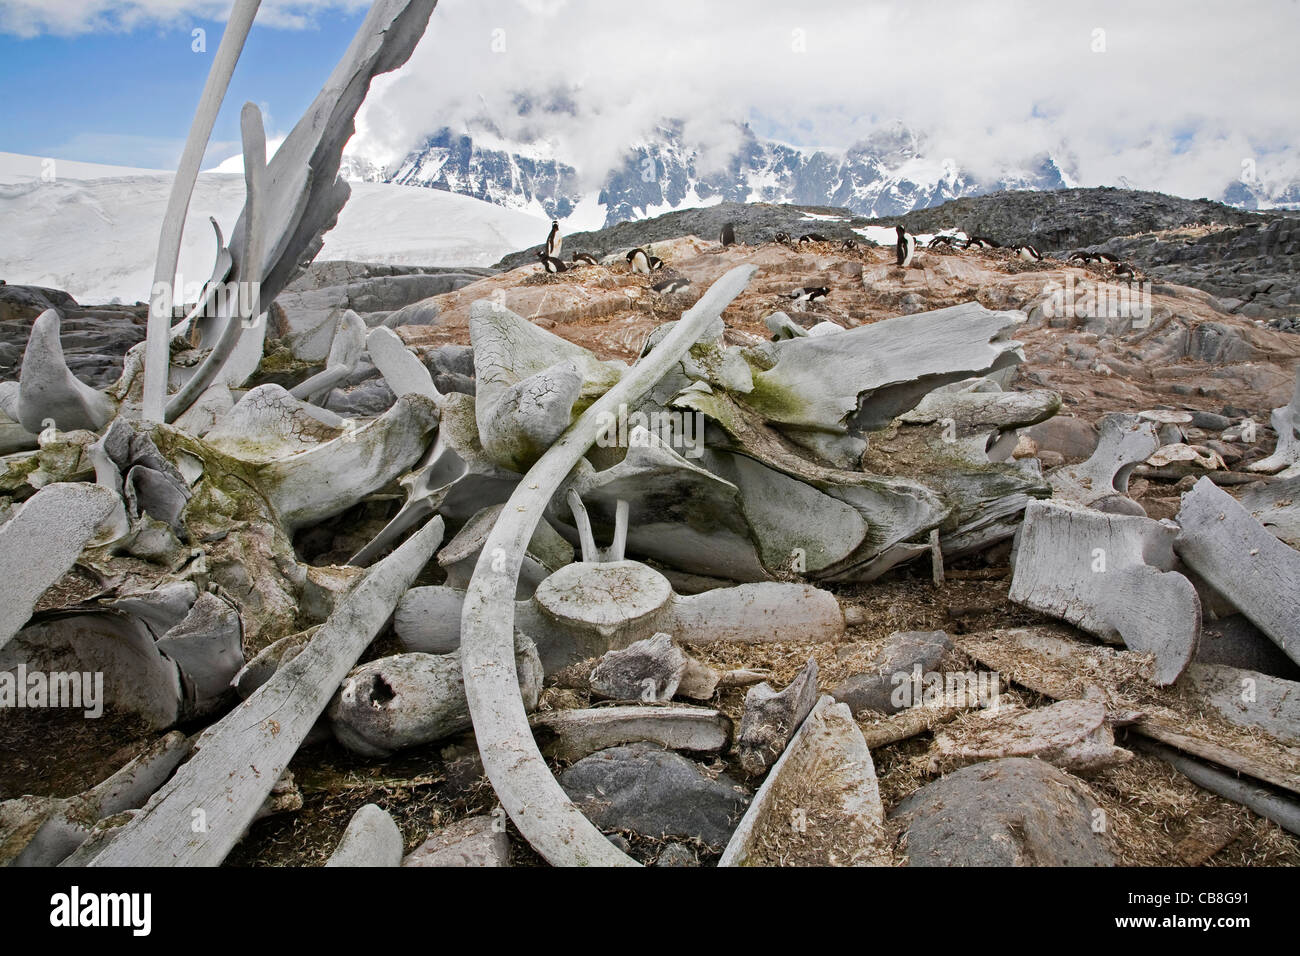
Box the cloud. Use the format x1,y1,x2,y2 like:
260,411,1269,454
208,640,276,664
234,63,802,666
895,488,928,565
346,0,1300,199
11,0,1298,201
0,0,371,37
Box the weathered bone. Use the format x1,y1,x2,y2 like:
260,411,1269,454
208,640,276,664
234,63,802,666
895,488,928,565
739,302,1025,435
82,515,444,866
929,698,1131,774
1009,499,1200,685
1048,413,1159,508
289,310,366,404
470,300,624,472
329,635,543,758
141,0,261,421
459,265,756,867
366,325,443,404
0,731,190,867
530,706,731,762
16,310,116,434
1174,477,1300,667
719,696,890,867
348,393,517,566
164,102,269,423
1238,474,1300,550
1247,372,1300,477
0,482,129,651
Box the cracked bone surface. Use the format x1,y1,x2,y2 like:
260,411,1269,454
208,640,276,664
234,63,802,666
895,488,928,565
395,561,843,673
1009,498,1201,686
203,384,439,532
470,299,624,472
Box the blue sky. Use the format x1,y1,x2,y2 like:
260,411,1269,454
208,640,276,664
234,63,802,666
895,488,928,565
0,10,366,168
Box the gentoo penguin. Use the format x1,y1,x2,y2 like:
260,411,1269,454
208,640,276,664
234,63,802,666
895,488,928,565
773,231,792,245
536,250,568,273
1013,243,1043,262
799,233,830,244
1067,251,1089,263
648,256,665,271
788,286,830,304
967,235,1000,250
928,235,956,248
1095,251,1119,264
652,277,690,294
720,222,736,247
626,248,652,275
545,220,562,259
841,238,858,251
1113,262,1136,279
571,252,599,267
895,225,916,268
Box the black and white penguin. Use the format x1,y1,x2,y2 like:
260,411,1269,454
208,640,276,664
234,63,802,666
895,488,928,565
571,252,599,267
895,225,916,268
788,286,830,304
967,235,1000,250
1067,251,1090,263
536,250,568,273
545,220,562,259
652,277,691,294
799,233,830,245
1095,251,1119,264
720,222,736,247
841,238,858,252
648,256,665,271
626,248,652,275
928,235,956,248
1113,262,1136,279
1013,244,1043,262
773,231,792,245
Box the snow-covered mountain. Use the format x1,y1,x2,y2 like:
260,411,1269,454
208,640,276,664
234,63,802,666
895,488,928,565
0,152,548,303
346,121,1075,230
347,120,1300,229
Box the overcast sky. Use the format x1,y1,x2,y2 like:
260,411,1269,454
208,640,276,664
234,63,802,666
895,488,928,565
3,0,1298,199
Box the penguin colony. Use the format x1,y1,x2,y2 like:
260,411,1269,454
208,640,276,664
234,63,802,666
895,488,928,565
530,217,1139,320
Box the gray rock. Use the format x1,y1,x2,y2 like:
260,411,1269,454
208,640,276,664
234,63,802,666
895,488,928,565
655,843,698,867
589,633,688,702
402,815,509,867
735,658,818,775
831,630,952,716
891,757,1115,866
1023,416,1100,460
324,804,403,867
559,742,749,849
1196,614,1300,680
